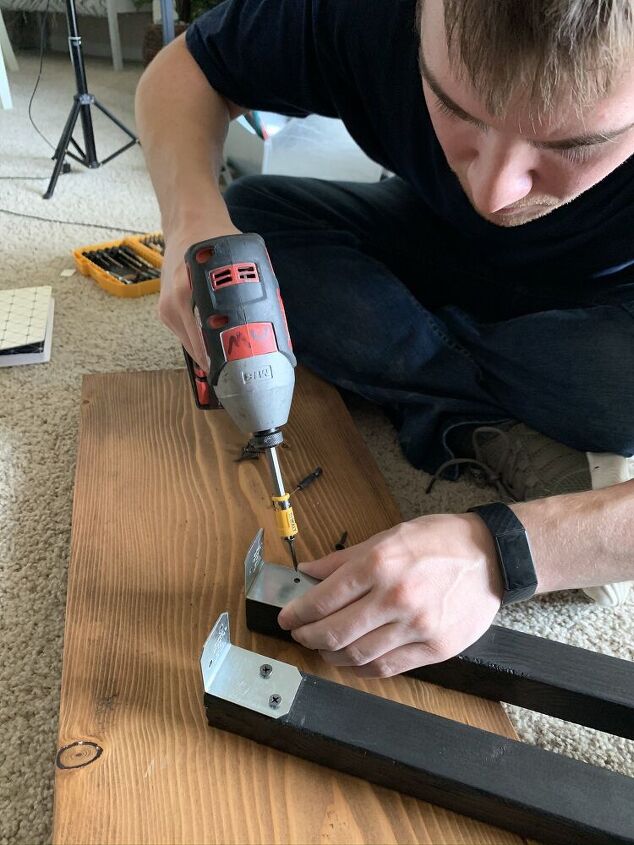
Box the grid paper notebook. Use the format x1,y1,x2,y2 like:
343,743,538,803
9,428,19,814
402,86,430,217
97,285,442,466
0,286,54,366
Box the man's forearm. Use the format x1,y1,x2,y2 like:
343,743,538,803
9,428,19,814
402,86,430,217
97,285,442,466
135,34,238,237
512,479,634,593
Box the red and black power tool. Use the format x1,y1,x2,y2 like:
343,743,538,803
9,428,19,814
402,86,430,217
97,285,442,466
183,233,299,567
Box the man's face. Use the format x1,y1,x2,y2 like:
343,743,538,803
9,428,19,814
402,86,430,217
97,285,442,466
420,1,634,227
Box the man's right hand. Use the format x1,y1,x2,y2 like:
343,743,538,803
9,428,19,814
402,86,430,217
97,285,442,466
158,223,242,369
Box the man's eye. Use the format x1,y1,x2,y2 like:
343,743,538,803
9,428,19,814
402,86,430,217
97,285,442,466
557,145,596,164
434,97,487,131
435,97,459,120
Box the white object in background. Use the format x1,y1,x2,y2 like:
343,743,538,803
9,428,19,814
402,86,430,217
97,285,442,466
0,11,14,109
0,10,18,70
0,0,137,72
152,0,178,24
263,114,383,182
225,113,384,182
225,116,267,176
0,286,55,366
105,0,140,71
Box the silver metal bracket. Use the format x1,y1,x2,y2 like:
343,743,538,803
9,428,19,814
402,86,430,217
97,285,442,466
200,612,302,719
244,529,319,606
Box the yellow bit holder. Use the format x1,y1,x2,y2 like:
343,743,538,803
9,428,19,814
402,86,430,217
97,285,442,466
271,494,298,539
73,232,164,298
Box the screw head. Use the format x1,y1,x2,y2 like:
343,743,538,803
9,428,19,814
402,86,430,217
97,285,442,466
269,693,281,709
260,663,273,678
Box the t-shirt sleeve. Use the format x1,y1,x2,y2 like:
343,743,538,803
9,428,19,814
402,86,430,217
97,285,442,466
186,0,339,117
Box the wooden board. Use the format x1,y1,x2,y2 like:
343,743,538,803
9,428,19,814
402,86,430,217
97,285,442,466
245,572,634,739
53,367,527,845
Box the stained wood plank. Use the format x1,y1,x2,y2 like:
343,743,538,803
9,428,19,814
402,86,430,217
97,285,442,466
204,669,634,845
53,367,528,845
412,625,634,738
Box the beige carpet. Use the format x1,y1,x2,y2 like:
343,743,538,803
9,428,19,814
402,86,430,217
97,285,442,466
1,53,632,845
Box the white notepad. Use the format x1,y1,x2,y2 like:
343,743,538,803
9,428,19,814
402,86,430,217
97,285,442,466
0,286,55,367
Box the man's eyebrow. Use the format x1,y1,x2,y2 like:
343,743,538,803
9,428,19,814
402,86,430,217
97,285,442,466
418,47,634,149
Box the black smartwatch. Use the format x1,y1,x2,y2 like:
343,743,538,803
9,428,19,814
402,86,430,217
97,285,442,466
468,502,537,605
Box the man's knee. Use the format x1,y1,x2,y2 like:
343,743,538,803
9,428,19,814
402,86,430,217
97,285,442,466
469,304,634,456
224,173,272,206
578,407,634,456
224,174,280,229
556,310,634,454
224,173,318,230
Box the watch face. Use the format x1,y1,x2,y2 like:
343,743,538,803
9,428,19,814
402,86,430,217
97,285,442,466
470,503,537,605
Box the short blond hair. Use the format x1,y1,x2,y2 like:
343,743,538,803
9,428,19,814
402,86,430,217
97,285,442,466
431,0,634,117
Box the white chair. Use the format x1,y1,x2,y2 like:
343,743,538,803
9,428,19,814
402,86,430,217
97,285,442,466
0,9,18,108
0,0,139,72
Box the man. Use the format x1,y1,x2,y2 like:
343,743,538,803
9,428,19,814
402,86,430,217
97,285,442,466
136,0,634,678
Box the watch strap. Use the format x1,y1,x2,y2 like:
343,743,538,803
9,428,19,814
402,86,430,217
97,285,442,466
468,502,537,605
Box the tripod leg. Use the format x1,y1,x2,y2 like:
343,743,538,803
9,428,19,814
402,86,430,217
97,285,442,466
78,99,99,167
93,99,138,141
44,98,81,199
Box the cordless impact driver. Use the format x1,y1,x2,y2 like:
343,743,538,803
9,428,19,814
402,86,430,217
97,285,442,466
182,233,299,568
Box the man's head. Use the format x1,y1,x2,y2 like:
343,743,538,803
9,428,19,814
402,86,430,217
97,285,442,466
418,0,634,226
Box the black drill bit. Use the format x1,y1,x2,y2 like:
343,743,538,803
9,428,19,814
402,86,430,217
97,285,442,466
287,536,299,571
334,531,348,551
290,466,323,496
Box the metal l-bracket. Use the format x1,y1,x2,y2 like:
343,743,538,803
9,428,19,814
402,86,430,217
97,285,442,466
200,611,302,719
242,532,634,739
201,612,634,845
244,530,319,634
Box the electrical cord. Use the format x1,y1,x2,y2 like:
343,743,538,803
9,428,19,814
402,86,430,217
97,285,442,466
1,5,54,180
0,206,149,234
28,0,56,152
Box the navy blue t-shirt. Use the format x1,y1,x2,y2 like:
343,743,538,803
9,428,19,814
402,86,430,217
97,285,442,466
186,0,634,283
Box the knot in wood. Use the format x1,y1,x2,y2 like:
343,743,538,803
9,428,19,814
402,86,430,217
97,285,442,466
56,740,103,770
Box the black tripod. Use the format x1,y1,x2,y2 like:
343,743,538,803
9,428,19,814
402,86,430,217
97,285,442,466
44,0,139,199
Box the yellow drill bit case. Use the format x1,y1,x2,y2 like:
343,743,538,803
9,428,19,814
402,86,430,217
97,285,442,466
73,233,163,298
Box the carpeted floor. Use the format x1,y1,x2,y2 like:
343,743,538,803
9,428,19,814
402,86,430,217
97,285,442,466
1,53,632,845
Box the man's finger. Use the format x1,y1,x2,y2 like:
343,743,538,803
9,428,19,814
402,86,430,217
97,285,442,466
318,621,403,666
183,315,209,372
291,591,392,652
298,548,351,581
353,642,444,679
278,559,370,630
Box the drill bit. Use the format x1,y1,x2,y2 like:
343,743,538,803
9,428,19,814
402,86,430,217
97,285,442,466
334,530,348,551
290,466,323,496
287,536,299,571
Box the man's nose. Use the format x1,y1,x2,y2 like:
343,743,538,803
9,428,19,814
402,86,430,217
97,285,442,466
466,136,535,214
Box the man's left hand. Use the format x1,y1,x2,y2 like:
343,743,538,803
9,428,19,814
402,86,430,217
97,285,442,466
277,513,505,678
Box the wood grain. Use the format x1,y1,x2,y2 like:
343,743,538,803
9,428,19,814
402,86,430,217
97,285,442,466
53,367,527,845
